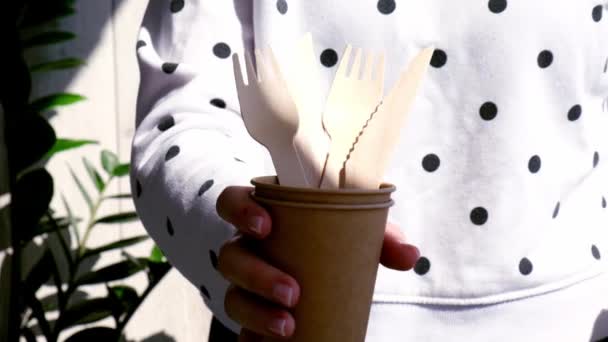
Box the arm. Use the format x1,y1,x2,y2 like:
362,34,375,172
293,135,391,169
130,1,271,333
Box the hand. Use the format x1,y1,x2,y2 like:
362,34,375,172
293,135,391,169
216,186,420,341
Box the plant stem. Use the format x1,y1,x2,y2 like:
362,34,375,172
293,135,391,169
78,175,113,256
25,288,54,342
46,212,74,277
54,175,114,339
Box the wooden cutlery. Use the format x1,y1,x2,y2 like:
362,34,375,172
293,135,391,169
232,33,432,190
320,45,385,189
343,47,434,189
233,47,309,187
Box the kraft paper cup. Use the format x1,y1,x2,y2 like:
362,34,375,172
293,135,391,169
250,176,395,342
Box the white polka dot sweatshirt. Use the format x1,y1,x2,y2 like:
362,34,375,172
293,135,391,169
131,1,608,340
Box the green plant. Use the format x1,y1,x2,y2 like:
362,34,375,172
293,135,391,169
20,150,171,342
2,1,172,341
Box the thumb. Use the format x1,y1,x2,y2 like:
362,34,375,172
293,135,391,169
380,222,420,271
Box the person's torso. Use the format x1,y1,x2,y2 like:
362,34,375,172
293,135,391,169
252,0,608,304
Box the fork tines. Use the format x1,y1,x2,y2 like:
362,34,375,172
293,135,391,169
337,45,385,81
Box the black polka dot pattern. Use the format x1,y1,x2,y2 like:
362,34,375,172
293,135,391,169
277,0,288,14
430,49,447,68
234,157,245,163
603,196,607,209
170,0,184,13
377,0,396,15
470,207,489,225
209,250,218,269
414,256,430,275
136,40,147,50
422,154,440,172
198,180,214,196
320,49,338,68
537,50,553,68
552,201,560,219
162,63,178,74
200,285,211,300
528,155,541,173
480,102,498,121
568,105,582,121
210,98,226,109
593,5,603,22
158,116,175,131
488,0,507,14
166,218,174,236
519,257,533,275
594,151,600,168
136,180,142,198
165,146,180,161
592,245,601,259
213,43,231,59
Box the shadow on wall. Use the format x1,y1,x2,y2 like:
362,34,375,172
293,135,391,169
25,0,132,122
124,331,176,342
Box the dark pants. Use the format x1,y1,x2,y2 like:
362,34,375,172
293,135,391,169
208,316,239,342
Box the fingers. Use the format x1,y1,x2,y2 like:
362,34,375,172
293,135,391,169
380,222,420,271
218,234,300,308
217,186,272,238
226,285,296,339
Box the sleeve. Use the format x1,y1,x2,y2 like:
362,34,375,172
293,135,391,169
129,1,273,333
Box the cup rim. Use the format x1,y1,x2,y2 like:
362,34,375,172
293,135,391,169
251,176,396,195
250,193,395,210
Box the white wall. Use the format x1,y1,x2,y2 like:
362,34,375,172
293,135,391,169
22,1,213,341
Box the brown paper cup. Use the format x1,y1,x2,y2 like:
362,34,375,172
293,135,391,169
250,176,395,342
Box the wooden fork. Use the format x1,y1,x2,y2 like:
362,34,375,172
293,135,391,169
233,47,309,187
319,45,385,189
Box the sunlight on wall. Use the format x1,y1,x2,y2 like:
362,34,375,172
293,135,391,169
24,0,213,340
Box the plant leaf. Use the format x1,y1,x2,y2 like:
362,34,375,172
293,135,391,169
148,261,172,284
26,215,78,244
40,289,87,312
9,115,56,173
65,327,118,342
30,93,85,113
23,287,52,340
19,4,75,28
14,168,54,239
112,163,130,177
30,58,84,73
61,194,81,245
24,249,54,293
108,285,139,315
60,298,115,329
44,138,98,160
101,150,119,175
75,258,148,286
68,165,93,211
21,327,37,342
93,212,138,225
103,193,132,200
149,245,166,263
82,157,105,192
23,31,76,49
81,235,149,261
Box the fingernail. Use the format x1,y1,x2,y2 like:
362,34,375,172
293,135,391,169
273,283,293,307
249,216,264,234
405,244,420,261
269,318,287,336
